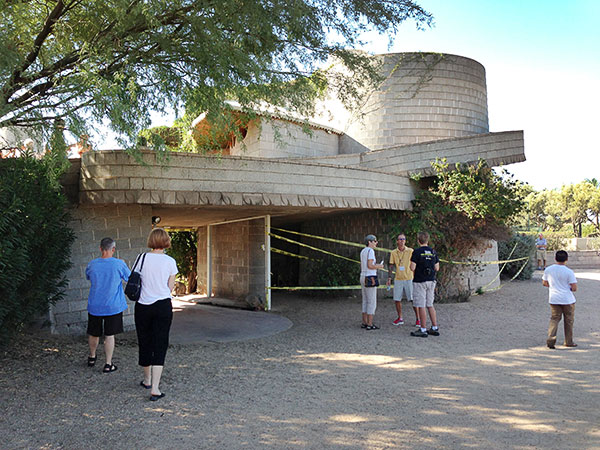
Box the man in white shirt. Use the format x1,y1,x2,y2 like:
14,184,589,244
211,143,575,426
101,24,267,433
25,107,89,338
542,250,577,349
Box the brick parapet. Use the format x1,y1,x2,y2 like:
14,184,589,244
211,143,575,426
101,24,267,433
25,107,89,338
78,150,415,211
303,131,525,176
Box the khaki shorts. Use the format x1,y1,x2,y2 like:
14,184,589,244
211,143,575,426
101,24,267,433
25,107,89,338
536,249,547,261
393,280,413,301
413,281,436,308
360,275,377,314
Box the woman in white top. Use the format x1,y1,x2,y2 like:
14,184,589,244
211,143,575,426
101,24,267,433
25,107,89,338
135,228,178,401
360,234,384,330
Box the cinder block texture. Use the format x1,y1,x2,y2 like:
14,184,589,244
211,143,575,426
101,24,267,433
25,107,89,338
79,150,415,211
196,226,208,295
303,131,525,177
230,120,340,159
330,53,490,151
290,211,499,297
51,204,152,334
210,218,266,301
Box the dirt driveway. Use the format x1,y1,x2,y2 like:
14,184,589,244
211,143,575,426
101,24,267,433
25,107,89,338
2,270,599,449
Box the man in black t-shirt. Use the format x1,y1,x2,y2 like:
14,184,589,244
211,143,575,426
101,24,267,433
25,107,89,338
409,231,440,338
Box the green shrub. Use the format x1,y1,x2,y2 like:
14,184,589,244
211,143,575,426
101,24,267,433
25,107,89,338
0,155,74,344
543,232,570,251
498,233,535,280
166,230,198,294
522,231,569,251
390,159,525,301
302,256,360,295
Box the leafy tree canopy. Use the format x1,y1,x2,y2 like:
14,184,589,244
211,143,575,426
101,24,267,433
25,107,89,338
0,0,432,150
523,181,600,237
394,159,527,299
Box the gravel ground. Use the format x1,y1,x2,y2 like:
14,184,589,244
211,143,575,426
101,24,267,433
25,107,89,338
2,270,600,449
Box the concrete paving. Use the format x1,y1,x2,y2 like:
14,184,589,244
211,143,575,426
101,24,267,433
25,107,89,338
169,299,293,344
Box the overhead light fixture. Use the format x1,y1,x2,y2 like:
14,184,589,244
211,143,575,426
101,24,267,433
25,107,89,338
152,216,161,226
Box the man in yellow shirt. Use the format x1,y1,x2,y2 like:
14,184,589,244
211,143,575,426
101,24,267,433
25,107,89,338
386,233,419,327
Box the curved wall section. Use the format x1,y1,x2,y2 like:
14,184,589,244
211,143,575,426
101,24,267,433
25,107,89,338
345,53,489,150
79,150,414,210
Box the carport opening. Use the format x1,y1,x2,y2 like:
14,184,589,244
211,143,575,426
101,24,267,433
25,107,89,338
164,215,271,311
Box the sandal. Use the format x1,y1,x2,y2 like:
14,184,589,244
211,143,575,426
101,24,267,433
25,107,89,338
150,393,166,402
140,381,152,389
102,363,118,373
87,356,97,367
366,324,380,330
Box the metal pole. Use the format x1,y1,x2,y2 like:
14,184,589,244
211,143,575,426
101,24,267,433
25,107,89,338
207,224,212,299
265,215,271,311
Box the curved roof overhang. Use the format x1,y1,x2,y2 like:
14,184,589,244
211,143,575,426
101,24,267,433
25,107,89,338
77,150,414,226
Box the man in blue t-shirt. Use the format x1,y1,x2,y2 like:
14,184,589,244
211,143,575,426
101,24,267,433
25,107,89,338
85,237,131,372
409,231,440,338
536,233,548,270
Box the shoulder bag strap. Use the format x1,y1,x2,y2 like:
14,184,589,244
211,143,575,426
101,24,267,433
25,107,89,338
131,253,142,272
138,252,147,271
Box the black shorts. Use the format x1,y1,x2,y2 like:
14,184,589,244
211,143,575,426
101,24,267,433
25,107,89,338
87,312,124,337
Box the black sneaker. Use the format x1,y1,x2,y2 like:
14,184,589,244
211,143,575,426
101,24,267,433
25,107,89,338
411,329,428,337
366,324,380,330
428,328,440,336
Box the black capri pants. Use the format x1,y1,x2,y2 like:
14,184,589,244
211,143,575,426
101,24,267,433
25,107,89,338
134,298,173,366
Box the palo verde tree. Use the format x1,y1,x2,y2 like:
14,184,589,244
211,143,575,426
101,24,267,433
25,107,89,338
0,0,432,151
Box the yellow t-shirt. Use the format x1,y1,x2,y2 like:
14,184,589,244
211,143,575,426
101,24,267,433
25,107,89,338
389,247,414,281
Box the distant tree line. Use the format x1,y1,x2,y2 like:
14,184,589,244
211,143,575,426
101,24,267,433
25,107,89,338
519,179,600,238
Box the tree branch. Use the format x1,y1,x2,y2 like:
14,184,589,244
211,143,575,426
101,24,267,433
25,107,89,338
3,1,67,96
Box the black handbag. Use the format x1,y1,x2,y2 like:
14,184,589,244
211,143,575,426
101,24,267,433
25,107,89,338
364,275,379,287
125,253,146,301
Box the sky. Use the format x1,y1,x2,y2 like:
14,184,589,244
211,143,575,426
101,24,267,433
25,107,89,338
355,0,600,190
96,0,599,191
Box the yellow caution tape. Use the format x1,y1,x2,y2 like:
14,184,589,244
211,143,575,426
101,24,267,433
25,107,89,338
270,232,389,273
475,253,530,294
269,285,389,290
271,247,316,261
475,241,519,291
273,227,529,266
272,227,392,253
270,232,360,265
439,256,529,265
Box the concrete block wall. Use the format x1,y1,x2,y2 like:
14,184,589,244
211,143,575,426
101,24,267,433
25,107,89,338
294,210,499,297
297,210,398,290
79,150,414,211
448,240,501,293
360,131,525,175
52,204,152,334
229,120,262,157
304,131,525,177
319,53,490,152
248,219,266,298
211,219,266,301
562,251,600,268
565,238,600,251
196,226,208,295
230,119,339,158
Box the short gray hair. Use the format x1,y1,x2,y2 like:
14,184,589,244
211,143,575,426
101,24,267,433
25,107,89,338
100,237,116,252
364,234,377,246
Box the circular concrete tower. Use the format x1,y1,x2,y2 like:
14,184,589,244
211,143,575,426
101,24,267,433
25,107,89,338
347,53,489,150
